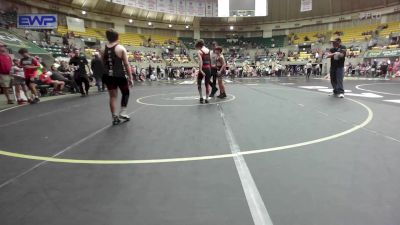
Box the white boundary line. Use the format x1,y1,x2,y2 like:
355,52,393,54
136,92,236,107
0,97,373,164
218,104,273,225
0,106,146,189
355,83,400,96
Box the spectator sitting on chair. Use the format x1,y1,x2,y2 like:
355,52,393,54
50,64,69,82
57,61,78,93
40,63,65,95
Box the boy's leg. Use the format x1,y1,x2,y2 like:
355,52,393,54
15,84,21,100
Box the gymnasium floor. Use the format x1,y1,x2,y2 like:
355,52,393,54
0,77,400,225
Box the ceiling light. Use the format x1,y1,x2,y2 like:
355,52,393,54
148,22,152,26
185,25,189,29
168,24,172,28
230,26,234,30
129,19,133,23
82,10,87,15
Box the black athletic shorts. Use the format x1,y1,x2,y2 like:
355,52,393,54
103,76,128,90
25,77,35,86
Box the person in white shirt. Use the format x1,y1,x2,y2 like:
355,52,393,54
10,59,29,104
305,61,313,79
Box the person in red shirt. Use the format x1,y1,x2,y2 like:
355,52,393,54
18,48,40,103
0,44,14,104
39,64,65,95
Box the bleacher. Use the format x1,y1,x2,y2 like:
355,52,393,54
0,11,17,27
42,45,67,57
243,36,285,48
379,22,400,37
165,54,190,64
146,34,178,46
287,51,313,62
290,22,400,45
119,33,143,46
179,37,195,48
338,24,379,43
57,26,106,41
84,48,97,57
292,32,322,45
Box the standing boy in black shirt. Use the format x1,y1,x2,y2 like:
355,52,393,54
326,37,346,98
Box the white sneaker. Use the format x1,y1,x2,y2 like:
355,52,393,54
338,94,344,98
329,93,336,97
119,107,129,118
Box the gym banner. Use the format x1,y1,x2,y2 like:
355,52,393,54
113,0,125,4
114,0,222,17
157,0,168,13
381,49,400,57
364,49,400,58
300,0,312,12
17,14,58,29
212,0,219,17
66,16,85,32
195,0,206,17
125,0,137,7
147,0,157,11
176,0,186,15
186,0,196,16
166,0,177,14
205,0,213,17
136,0,147,9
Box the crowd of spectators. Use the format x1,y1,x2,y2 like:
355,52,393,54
345,59,400,78
164,53,190,64
128,50,163,63
0,8,17,29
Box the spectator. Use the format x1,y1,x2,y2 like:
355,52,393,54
305,61,312,79
58,61,74,81
0,44,13,104
50,64,76,93
39,64,65,95
393,58,400,74
91,52,105,92
156,65,161,78
10,59,29,104
148,64,153,79
24,30,31,40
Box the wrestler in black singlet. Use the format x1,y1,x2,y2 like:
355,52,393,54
198,49,212,96
103,44,130,107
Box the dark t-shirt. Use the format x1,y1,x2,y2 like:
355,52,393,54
69,56,88,77
50,70,68,81
91,57,105,78
58,66,69,73
330,45,346,68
